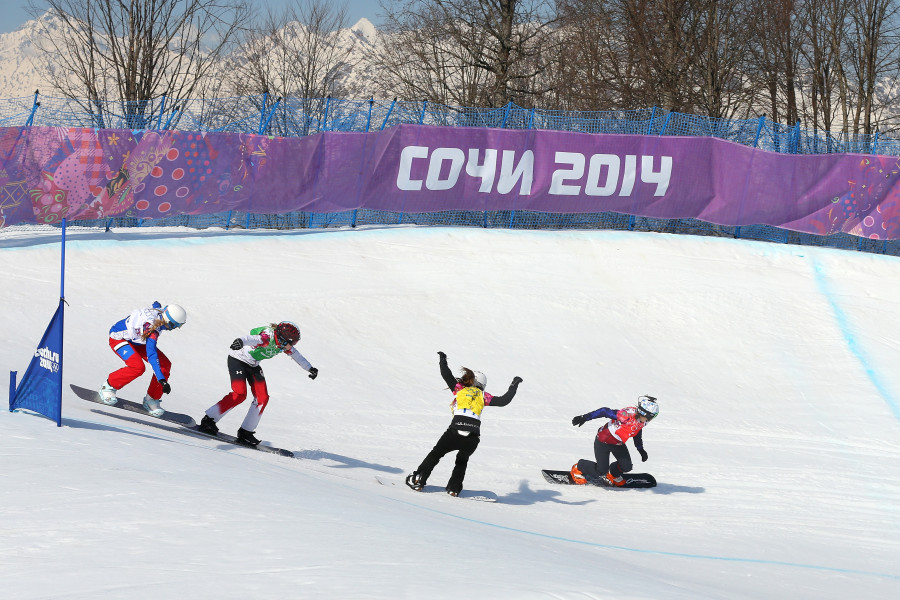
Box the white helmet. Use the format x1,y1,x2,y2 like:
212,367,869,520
636,395,659,420
473,371,487,391
162,304,187,329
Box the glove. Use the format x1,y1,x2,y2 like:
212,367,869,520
571,414,587,427
638,448,649,462
160,380,171,395
512,376,523,385
308,367,318,380
437,351,447,361
230,338,243,350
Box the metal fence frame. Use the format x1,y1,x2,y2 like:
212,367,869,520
2,92,896,256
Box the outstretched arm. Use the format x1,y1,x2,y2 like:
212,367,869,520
438,351,457,389
572,407,619,426
487,376,522,407
285,347,313,372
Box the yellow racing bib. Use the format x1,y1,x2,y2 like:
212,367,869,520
452,386,485,417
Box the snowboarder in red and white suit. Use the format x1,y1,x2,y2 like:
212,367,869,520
571,396,659,486
197,321,317,447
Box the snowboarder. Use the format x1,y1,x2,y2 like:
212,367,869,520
197,321,317,447
406,351,522,496
570,395,658,486
99,301,187,417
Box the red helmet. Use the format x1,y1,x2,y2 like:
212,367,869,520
275,321,300,346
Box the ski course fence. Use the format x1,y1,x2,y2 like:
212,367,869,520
2,92,899,256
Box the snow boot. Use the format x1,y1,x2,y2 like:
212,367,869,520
98,382,118,405
570,463,587,485
604,472,626,487
405,472,424,491
198,415,218,435
142,395,165,417
236,428,260,447
446,489,459,497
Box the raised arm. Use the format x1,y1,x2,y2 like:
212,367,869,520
437,351,457,389
487,376,522,407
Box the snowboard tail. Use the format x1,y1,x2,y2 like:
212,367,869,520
374,476,497,502
182,424,294,458
71,384,195,427
541,469,657,488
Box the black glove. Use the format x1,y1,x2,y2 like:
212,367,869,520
438,351,447,361
160,380,171,395
230,338,243,350
571,414,587,427
512,376,523,385
638,448,649,462
308,367,318,380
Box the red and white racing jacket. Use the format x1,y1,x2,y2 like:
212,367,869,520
596,407,647,446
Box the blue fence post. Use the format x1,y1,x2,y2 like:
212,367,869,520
753,115,765,147
792,120,801,153
527,107,535,129
8,370,16,411
380,98,396,130
646,106,657,135
873,131,880,155
260,97,282,134
163,103,180,130
420,99,428,124
353,99,377,229
322,96,332,132
501,101,512,128
258,93,268,134
365,97,374,132
225,210,233,230
660,112,673,136
156,95,167,130
25,89,40,126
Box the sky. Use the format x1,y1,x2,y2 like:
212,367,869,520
0,0,384,35
1,224,899,599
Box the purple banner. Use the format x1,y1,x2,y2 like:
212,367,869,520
1,124,899,239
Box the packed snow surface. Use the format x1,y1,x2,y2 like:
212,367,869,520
2,225,898,599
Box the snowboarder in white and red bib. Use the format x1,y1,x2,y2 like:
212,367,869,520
570,395,659,487
405,351,522,496
197,321,317,447
99,301,187,417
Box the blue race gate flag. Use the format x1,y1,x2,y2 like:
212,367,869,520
10,302,65,426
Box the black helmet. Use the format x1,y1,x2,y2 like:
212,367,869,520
275,321,300,346
636,395,659,421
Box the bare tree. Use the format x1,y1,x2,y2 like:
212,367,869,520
690,0,759,120
27,0,249,128
746,0,802,127
375,0,559,108
846,0,900,134
796,0,846,134
221,0,354,135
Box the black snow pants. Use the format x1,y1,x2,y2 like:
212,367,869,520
416,427,480,494
577,436,633,480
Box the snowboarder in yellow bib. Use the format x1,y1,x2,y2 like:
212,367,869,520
406,352,522,496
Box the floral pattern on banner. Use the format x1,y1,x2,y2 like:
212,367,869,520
3,124,900,240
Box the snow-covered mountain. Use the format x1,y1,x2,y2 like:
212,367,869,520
0,12,380,102
0,14,55,99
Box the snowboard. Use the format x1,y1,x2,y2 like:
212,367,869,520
70,384,195,427
374,475,498,502
541,469,657,488
181,424,295,458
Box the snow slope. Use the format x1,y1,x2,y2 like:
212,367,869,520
1,225,898,599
